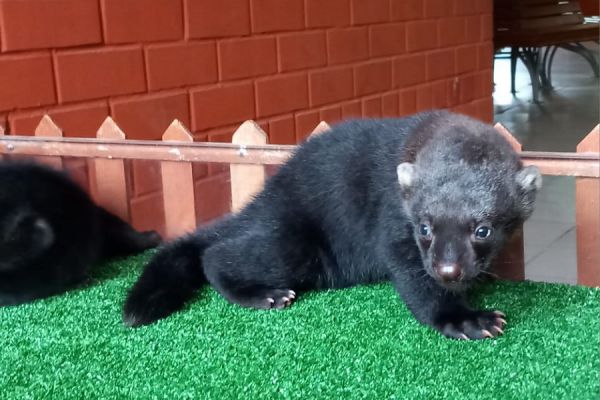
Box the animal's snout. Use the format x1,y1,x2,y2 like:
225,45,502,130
435,263,462,282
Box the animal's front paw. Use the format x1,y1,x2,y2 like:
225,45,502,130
435,309,506,340
233,288,296,310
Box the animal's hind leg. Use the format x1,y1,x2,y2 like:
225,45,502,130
98,208,162,258
202,231,315,310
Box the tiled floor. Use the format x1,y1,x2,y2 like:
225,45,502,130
493,43,599,284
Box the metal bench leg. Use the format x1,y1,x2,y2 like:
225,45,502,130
518,47,543,103
510,47,518,93
540,46,556,89
545,46,559,88
559,42,600,78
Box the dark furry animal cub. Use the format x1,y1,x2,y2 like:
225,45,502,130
0,161,161,305
124,110,541,340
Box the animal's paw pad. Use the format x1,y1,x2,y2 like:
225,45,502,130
438,310,506,340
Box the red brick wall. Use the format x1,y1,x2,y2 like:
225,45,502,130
0,0,494,232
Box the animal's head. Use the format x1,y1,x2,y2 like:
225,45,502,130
0,209,54,271
396,120,542,291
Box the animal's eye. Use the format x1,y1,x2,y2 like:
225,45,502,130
418,223,432,239
474,226,492,240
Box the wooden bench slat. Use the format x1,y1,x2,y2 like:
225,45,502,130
523,3,582,17
495,16,584,31
519,14,584,30
496,3,582,19
497,0,583,6
494,0,598,48
495,23,599,47
518,0,574,4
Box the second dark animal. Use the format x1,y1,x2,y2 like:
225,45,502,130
0,161,161,306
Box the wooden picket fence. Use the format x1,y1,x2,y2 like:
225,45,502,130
0,116,598,287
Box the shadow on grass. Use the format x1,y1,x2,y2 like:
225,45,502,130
40,250,158,303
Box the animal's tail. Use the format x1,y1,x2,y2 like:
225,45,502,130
123,233,210,327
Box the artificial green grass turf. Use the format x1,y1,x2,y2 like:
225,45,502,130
0,252,598,400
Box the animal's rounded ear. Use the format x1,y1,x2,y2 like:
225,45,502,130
514,165,542,220
397,162,416,192
515,165,542,193
3,213,54,253
33,218,54,250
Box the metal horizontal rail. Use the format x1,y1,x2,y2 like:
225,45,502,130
0,136,598,178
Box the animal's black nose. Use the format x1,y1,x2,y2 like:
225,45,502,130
435,263,462,282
